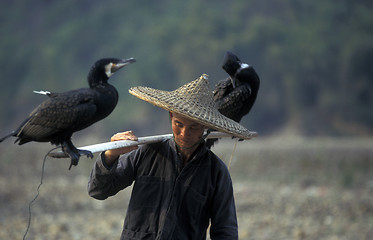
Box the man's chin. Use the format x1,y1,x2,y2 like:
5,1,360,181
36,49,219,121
176,140,197,149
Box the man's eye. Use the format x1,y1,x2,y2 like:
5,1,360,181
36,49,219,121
190,126,201,131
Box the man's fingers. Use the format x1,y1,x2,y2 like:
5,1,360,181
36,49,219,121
111,130,138,142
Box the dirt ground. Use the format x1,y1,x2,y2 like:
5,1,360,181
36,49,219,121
0,136,372,240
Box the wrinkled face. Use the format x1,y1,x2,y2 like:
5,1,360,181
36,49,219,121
170,112,206,150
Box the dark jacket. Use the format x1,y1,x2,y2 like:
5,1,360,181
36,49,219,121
88,138,238,240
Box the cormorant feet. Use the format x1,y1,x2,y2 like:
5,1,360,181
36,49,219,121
65,149,94,170
62,141,94,170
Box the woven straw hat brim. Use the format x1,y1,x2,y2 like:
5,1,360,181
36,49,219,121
129,74,256,139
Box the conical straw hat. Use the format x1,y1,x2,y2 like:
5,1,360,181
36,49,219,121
129,74,256,139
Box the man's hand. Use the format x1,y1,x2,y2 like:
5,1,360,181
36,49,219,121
103,130,138,167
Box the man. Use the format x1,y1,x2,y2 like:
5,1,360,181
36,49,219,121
88,74,255,239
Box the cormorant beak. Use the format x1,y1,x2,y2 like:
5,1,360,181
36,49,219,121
111,58,136,73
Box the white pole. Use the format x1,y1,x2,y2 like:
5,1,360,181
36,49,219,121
48,131,257,158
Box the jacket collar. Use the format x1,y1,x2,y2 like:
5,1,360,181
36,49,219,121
169,138,208,164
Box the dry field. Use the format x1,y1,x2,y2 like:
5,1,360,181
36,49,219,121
0,136,372,239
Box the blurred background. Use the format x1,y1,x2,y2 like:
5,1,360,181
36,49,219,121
0,0,372,239
1,0,372,137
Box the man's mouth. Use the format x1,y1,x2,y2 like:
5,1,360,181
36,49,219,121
177,137,194,146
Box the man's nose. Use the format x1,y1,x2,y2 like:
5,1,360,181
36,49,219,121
180,127,190,137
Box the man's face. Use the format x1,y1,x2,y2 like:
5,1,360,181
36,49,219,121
170,112,206,150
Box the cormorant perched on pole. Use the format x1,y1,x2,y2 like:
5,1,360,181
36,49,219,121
0,57,136,169
206,51,260,148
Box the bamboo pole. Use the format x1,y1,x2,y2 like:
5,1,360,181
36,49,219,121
48,131,257,158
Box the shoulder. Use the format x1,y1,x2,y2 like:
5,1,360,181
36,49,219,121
206,148,226,166
205,148,231,178
140,139,170,153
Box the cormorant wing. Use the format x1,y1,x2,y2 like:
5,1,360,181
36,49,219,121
18,88,98,142
213,78,233,102
213,78,251,122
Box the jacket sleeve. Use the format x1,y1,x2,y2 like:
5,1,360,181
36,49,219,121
209,166,238,240
87,151,137,200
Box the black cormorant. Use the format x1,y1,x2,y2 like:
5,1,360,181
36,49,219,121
206,51,260,148
0,57,136,169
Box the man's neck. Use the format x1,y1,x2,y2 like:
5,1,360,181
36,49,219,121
177,144,200,166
